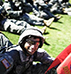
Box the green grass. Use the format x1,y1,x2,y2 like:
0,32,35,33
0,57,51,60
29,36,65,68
38,14,71,58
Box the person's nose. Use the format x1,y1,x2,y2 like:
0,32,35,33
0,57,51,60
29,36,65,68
30,45,35,49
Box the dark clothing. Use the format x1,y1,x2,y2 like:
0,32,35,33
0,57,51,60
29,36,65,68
33,0,59,21
6,46,56,74
3,0,45,26
0,5,31,35
49,0,70,14
0,28,57,74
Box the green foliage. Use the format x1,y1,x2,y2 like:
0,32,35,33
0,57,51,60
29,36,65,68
1,14,71,58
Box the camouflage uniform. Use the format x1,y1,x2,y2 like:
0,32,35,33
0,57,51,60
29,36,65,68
0,5,31,35
2,19,31,35
49,0,70,14
33,0,60,21
0,32,13,53
0,32,14,74
3,0,46,26
58,0,70,8
3,27,56,74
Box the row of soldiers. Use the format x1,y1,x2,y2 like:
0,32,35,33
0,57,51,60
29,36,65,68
0,0,70,35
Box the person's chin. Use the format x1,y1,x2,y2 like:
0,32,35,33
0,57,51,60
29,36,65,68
28,51,34,55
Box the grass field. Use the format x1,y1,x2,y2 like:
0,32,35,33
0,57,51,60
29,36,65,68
38,14,71,58
1,1,71,58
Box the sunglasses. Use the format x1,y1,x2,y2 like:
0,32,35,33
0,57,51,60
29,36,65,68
26,39,40,45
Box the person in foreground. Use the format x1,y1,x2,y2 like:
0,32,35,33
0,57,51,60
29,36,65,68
0,27,56,74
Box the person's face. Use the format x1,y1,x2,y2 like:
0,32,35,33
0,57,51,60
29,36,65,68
24,37,40,55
